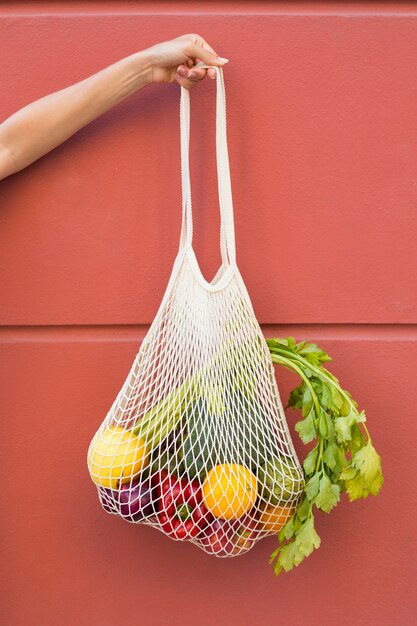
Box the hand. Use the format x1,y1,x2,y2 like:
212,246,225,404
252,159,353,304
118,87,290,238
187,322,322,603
144,33,229,89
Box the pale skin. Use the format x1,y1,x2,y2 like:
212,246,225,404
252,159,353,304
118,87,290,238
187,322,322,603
0,33,229,181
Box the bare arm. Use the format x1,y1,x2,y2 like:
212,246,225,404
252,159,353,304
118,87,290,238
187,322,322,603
0,33,228,180
0,51,153,179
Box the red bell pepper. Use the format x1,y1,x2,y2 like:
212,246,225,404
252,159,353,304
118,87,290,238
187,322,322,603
154,470,211,540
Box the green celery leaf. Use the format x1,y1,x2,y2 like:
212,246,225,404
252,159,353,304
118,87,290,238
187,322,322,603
293,514,303,533
301,397,314,418
297,341,333,365
344,442,384,498
305,472,321,501
287,385,303,410
297,341,320,354
323,443,347,474
339,466,357,481
278,541,305,572
297,496,312,522
278,525,288,543
311,379,323,394
295,516,321,557
336,445,348,469
314,474,341,513
344,472,370,501
272,556,283,576
320,384,333,410
331,386,344,410
302,385,312,405
267,337,296,353
287,337,297,351
351,441,382,483
368,471,384,496
335,414,356,442
295,407,316,444
284,515,296,540
350,422,367,451
303,446,319,475
340,397,351,417
323,443,339,470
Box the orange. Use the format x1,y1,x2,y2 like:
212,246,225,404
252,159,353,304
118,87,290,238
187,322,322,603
88,425,149,489
202,463,258,520
258,503,295,533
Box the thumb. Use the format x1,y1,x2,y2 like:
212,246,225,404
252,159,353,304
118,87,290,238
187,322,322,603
188,44,229,67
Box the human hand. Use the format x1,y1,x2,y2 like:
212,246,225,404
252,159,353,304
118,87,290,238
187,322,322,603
144,33,229,89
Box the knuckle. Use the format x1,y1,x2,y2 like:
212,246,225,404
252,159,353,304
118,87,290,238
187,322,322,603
184,33,203,51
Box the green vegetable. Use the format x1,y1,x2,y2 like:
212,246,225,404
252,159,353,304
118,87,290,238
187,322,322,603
181,398,214,480
147,432,183,476
266,337,384,576
132,365,226,448
258,455,304,505
180,391,269,481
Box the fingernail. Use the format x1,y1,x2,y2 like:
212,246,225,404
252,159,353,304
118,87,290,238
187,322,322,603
177,66,187,76
217,57,229,64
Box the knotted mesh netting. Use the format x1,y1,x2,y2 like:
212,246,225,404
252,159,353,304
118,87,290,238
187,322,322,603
88,64,304,557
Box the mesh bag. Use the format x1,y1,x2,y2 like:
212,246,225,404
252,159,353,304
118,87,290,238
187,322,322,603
88,64,305,557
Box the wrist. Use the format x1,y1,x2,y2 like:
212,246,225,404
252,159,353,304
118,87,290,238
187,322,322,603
132,49,154,87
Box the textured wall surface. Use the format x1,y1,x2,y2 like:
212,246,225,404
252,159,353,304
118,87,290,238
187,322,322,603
1,2,416,625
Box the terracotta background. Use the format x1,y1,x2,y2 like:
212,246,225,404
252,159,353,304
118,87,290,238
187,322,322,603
1,2,416,625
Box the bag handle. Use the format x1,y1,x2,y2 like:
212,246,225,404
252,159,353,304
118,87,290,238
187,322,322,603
179,63,236,268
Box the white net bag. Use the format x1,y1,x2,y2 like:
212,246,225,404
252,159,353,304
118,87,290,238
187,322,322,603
88,64,305,557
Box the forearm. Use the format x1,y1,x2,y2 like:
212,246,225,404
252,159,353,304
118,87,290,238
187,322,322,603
0,50,153,178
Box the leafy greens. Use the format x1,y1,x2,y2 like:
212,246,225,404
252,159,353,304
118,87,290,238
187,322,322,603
267,337,384,576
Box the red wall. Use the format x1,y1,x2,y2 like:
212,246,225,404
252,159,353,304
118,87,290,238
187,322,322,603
1,2,416,625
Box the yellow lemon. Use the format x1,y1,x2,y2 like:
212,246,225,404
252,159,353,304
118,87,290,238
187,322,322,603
88,425,148,489
202,463,258,520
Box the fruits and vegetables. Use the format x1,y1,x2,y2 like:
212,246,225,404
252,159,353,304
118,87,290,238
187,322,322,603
181,392,269,481
200,515,258,556
99,487,116,514
88,425,149,489
258,455,304,505
99,479,155,521
258,503,295,533
199,519,235,556
202,463,258,520
229,516,258,554
154,470,212,540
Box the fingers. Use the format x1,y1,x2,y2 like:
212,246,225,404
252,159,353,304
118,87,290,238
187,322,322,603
172,33,230,88
187,41,229,68
194,58,216,79
176,33,229,69
176,33,227,60
175,65,203,89
176,62,213,83
175,61,215,89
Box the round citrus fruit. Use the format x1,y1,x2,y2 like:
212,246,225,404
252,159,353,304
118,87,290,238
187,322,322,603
88,425,149,489
202,463,258,520
258,503,295,533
